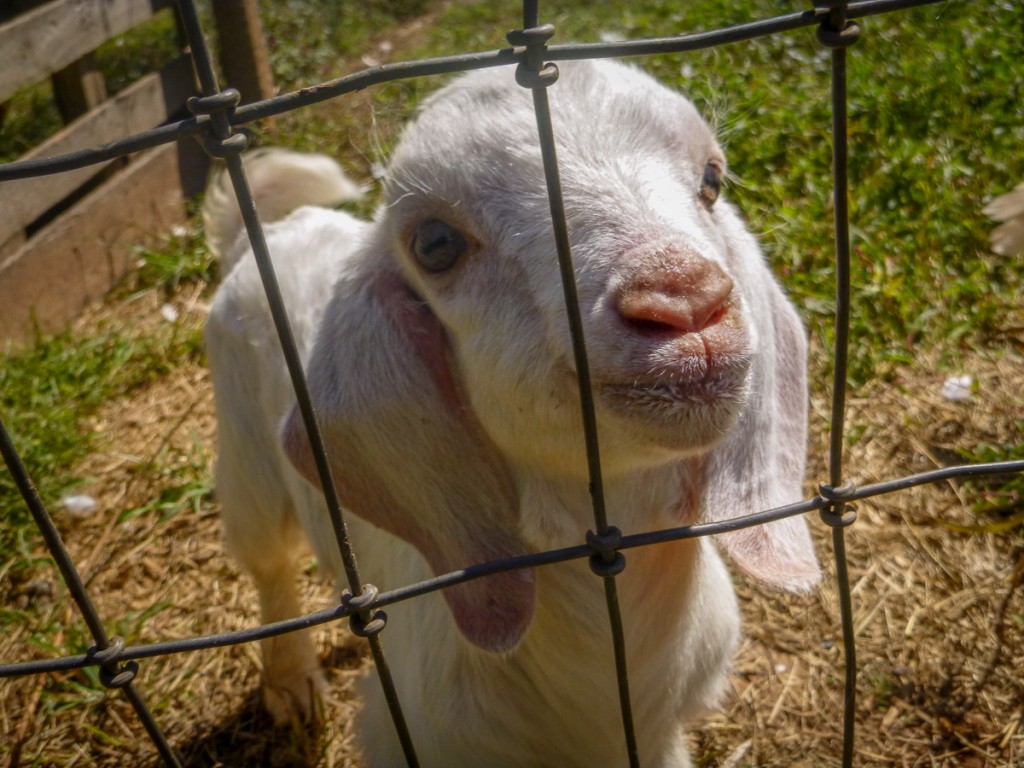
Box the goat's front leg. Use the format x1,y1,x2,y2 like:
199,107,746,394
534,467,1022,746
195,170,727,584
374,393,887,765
249,550,326,726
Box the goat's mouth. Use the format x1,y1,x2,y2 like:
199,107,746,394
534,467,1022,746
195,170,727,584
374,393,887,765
593,351,751,449
599,365,748,414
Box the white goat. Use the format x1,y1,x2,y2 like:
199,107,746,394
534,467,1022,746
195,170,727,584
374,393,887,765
204,59,820,768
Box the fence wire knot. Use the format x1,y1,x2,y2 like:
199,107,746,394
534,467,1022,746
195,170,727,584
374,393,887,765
817,20,861,48
87,636,139,689
507,25,559,89
814,2,861,48
186,88,250,158
343,584,388,638
587,527,627,577
818,482,858,527
506,23,556,49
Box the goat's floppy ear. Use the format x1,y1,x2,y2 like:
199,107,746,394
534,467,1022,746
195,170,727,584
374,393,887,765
282,237,534,652
702,266,820,592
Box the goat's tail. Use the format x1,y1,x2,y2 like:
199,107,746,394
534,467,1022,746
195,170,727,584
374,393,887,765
202,148,362,273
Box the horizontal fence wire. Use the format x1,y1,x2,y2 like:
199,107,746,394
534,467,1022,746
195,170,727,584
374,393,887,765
2,458,1022,683
0,0,1021,766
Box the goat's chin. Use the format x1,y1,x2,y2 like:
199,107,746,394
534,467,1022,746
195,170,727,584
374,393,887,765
596,367,749,455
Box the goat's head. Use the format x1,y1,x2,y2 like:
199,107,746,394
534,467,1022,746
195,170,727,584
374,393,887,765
284,59,819,653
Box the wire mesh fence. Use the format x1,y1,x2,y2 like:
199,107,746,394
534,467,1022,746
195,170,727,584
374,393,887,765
1,0,1022,766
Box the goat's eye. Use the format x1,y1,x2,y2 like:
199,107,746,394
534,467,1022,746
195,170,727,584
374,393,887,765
411,219,467,273
700,162,722,209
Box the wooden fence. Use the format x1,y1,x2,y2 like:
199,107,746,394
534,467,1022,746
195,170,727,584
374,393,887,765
0,0,272,345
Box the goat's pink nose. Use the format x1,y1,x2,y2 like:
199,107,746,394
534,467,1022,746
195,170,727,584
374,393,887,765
617,257,733,335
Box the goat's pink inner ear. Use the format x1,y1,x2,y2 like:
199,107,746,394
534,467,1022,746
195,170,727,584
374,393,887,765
281,406,320,490
716,521,820,592
279,256,536,653
443,564,535,652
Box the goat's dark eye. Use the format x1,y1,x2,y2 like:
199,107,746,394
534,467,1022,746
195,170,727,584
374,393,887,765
700,162,722,209
411,219,467,273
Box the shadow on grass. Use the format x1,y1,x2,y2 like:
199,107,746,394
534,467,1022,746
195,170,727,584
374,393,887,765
156,642,366,768
163,689,322,768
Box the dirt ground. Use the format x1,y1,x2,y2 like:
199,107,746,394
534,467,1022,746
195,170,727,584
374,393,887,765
1,256,1022,767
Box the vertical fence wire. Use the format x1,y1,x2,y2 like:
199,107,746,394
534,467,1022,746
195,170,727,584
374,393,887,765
816,3,864,765
174,1,421,763
510,2,639,764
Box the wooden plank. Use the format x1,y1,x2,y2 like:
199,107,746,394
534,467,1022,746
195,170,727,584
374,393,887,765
0,54,197,245
0,140,203,344
210,0,274,103
0,230,26,264
0,0,173,102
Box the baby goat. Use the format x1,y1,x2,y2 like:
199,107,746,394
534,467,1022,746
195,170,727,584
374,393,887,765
205,58,819,767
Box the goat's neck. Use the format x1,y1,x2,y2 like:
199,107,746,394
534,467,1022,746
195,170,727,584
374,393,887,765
516,457,703,550
516,457,706,648
499,458,723,760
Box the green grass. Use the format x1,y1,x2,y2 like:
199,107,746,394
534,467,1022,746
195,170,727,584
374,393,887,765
958,435,1024,524
0,232,212,591
94,8,185,96
258,0,431,88
129,215,218,299
0,80,63,164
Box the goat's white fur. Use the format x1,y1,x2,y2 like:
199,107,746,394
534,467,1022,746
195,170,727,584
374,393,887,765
205,59,819,767
202,147,363,273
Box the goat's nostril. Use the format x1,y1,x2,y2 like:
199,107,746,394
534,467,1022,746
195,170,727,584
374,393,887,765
623,314,683,337
617,256,733,335
618,282,732,335
619,295,729,336
703,303,729,328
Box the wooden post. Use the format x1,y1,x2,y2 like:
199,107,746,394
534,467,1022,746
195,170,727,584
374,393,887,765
0,0,210,344
209,0,275,104
51,53,107,123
